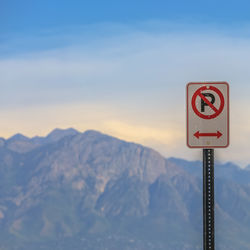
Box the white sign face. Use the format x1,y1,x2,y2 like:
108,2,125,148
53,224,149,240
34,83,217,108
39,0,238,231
187,82,229,148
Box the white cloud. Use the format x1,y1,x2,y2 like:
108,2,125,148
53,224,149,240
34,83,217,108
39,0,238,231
0,24,250,166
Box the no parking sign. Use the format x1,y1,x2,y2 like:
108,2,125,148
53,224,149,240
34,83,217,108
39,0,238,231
187,82,229,148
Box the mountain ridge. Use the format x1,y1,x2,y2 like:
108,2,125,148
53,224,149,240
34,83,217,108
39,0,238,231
0,128,249,250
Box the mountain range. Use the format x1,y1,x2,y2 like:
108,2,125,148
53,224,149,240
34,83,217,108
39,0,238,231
0,128,249,250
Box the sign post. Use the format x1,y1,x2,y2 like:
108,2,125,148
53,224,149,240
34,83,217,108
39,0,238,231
203,148,214,250
186,82,229,250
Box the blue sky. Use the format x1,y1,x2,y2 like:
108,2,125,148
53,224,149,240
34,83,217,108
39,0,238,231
1,0,250,167
1,0,249,31
2,0,250,32
2,0,250,44
2,0,250,58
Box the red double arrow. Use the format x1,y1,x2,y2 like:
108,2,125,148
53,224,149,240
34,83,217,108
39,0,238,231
194,131,222,139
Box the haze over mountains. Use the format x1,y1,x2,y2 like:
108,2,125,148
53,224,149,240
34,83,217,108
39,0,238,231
0,128,249,250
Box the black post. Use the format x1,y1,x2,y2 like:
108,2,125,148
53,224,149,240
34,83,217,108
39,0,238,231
203,149,215,250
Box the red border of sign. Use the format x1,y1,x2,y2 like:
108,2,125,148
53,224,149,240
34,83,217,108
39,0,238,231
186,82,230,149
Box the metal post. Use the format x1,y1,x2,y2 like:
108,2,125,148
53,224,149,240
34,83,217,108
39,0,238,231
203,149,215,250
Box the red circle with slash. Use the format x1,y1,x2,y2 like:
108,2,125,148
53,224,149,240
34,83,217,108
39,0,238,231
191,86,225,119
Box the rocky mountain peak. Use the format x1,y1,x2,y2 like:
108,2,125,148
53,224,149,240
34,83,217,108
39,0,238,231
45,127,79,143
8,133,29,142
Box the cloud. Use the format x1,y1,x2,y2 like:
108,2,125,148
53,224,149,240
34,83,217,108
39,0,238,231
103,119,183,145
0,102,118,138
1,23,250,166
